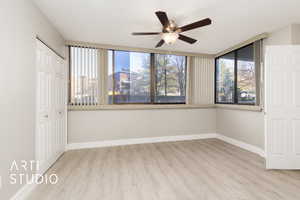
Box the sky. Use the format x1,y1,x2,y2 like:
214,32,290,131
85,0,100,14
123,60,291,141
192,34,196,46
114,51,149,73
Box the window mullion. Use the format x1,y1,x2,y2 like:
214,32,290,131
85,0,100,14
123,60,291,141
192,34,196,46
186,56,193,105
150,53,155,104
234,51,238,104
254,40,262,106
112,50,115,104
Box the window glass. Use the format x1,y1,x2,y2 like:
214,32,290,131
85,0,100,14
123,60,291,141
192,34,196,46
216,52,235,103
109,50,151,104
237,45,256,104
154,54,186,103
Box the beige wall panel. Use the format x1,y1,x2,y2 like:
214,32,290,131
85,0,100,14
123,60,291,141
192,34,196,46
68,109,216,143
216,109,264,149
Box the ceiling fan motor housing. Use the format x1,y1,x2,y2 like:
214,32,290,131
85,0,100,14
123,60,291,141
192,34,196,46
164,20,178,33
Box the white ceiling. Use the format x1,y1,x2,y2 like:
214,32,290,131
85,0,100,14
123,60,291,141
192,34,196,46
33,0,300,54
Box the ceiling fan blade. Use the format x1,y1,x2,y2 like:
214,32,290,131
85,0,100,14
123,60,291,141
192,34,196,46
132,32,161,35
178,34,197,44
155,11,169,27
155,40,165,48
179,18,211,32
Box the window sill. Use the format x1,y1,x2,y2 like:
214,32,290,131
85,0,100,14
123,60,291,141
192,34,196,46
68,104,263,112
215,104,263,112
68,104,215,111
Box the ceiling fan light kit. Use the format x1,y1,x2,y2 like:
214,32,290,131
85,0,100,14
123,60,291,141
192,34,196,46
162,32,179,44
132,11,212,48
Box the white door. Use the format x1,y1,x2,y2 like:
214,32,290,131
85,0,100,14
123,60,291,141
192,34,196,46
36,40,66,175
53,54,67,157
265,45,300,169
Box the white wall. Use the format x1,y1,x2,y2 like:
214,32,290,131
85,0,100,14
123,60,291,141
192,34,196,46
264,25,292,46
216,109,264,149
291,24,300,44
68,109,216,143
0,0,64,199
264,24,300,46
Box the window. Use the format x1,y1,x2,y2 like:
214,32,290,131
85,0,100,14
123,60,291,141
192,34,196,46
215,42,260,105
237,45,256,104
69,47,187,106
109,50,186,104
108,50,151,104
154,54,186,103
215,52,235,103
69,46,99,106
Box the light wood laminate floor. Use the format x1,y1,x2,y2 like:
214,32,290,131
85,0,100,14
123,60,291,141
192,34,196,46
28,139,300,200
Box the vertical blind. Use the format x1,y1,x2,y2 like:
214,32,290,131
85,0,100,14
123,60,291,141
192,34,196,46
69,46,99,106
190,57,214,104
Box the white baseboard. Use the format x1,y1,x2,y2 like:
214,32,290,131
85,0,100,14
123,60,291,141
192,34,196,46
67,133,265,158
216,134,266,158
10,179,37,200
66,133,218,150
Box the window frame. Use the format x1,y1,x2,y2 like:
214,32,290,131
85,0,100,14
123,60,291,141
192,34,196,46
109,49,187,105
214,43,256,106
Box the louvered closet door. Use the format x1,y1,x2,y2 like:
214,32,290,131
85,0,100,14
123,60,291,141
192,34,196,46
36,40,66,175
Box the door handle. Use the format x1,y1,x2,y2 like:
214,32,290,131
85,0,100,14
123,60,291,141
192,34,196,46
44,114,49,118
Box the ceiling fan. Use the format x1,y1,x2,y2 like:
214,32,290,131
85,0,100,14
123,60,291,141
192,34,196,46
132,11,212,48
